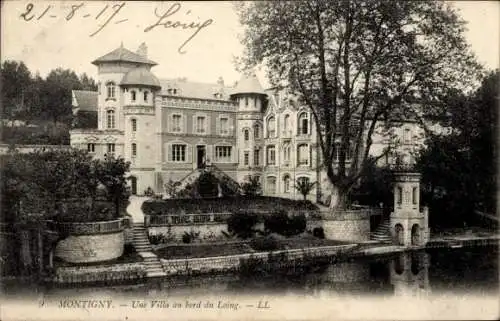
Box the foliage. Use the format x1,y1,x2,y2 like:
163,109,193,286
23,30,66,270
264,210,307,237
182,230,201,244
416,70,498,227
144,187,155,197
312,227,325,239
294,178,316,200
1,149,130,223
197,171,219,198
1,60,98,145
164,179,181,198
227,211,259,239
250,235,279,252
142,196,319,216
240,175,262,196
349,158,393,207
236,1,482,208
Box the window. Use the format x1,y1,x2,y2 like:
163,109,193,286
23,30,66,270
283,175,290,193
215,146,232,162
87,143,95,153
106,110,115,129
196,116,206,133
245,97,249,107
397,187,403,205
267,116,276,138
172,144,186,162
297,176,310,186
132,143,137,157
403,128,412,144
107,143,115,154
220,117,229,135
297,144,309,165
283,144,291,163
171,114,182,132
267,176,277,194
298,112,309,135
266,145,276,165
244,129,249,141
284,114,291,135
131,119,137,132
131,90,136,102
254,148,260,166
244,151,249,165
106,82,116,99
412,187,418,205
254,124,260,139
144,91,149,102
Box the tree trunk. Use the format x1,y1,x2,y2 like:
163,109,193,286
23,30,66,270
327,184,350,210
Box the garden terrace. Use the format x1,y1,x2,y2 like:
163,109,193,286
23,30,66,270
142,196,320,216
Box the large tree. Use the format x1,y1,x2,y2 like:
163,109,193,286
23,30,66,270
236,0,482,208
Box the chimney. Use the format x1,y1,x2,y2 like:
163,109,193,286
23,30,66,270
137,42,148,58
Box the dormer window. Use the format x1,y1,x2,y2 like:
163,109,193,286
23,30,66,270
131,90,136,102
106,82,116,100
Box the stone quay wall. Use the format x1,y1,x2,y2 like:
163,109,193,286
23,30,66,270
54,231,125,263
159,244,357,276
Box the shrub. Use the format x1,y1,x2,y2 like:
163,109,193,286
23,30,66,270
250,235,279,252
313,227,325,239
240,175,262,196
144,187,155,197
182,231,200,244
264,211,307,237
227,211,259,239
197,172,219,198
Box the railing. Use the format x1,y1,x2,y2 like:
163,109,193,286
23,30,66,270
46,218,126,235
147,212,233,226
320,208,383,221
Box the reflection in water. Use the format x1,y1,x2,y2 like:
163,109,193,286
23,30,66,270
0,246,497,300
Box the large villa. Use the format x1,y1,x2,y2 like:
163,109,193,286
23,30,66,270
70,43,427,201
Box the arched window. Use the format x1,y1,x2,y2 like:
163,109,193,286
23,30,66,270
254,124,260,139
131,119,137,132
144,91,149,102
397,187,403,205
131,90,136,102
266,145,276,165
267,116,276,138
298,112,309,135
283,143,291,162
131,143,137,157
284,114,290,134
106,82,116,99
106,110,115,129
283,175,290,193
412,187,418,205
244,129,250,141
297,143,309,165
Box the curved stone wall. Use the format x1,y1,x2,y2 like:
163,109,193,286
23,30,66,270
55,231,124,263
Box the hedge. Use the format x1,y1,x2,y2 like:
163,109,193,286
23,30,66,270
141,196,320,216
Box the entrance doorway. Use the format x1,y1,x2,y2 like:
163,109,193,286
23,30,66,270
130,176,137,195
196,145,206,168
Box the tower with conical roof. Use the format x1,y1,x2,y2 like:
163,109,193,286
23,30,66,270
230,72,267,184
91,42,160,194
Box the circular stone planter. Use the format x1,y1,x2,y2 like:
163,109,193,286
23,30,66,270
53,219,125,264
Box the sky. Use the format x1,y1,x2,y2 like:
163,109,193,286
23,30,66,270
1,1,499,88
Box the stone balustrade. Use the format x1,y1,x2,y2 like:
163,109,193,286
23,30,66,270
47,218,126,235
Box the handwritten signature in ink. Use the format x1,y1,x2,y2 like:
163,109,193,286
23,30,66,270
143,3,213,54
19,2,214,54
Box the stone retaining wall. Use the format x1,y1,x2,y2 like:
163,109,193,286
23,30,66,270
54,231,125,263
53,262,145,284
159,244,357,276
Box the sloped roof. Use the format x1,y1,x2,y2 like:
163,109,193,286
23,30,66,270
121,68,161,88
159,78,234,100
230,72,266,96
72,90,98,111
92,46,157,66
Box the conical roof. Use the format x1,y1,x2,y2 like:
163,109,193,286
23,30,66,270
92,46,157,66
230,72,266,96
121,67,161,89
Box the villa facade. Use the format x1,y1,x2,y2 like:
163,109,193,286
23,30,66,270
70,43,428,202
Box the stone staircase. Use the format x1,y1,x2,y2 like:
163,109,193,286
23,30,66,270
207,164,240,194
132,222,166,278
370,218,392,243
176,168,202,192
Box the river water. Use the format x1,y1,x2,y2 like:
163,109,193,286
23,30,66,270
1,246,498,320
